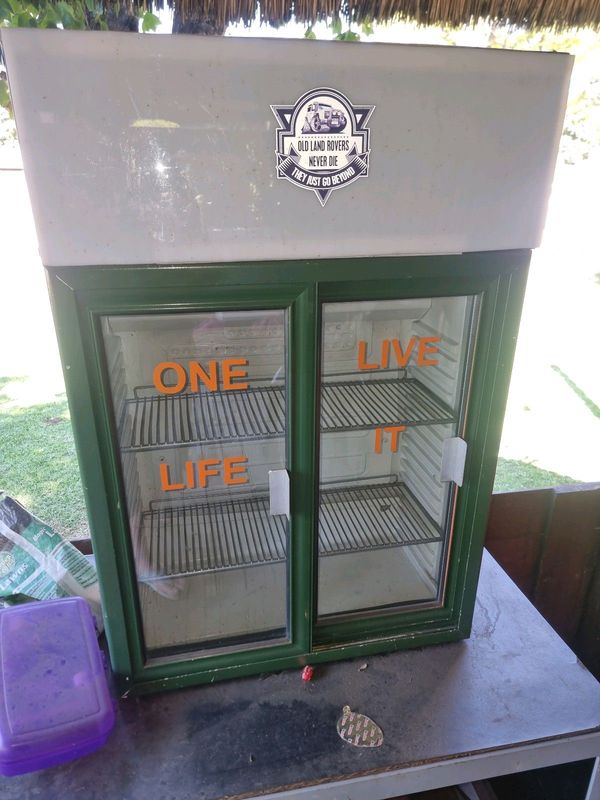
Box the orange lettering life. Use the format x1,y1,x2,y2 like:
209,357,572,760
159,457,249,493
197,458,221,489
224,456,249,485
185,460,195,489
159,463,185,492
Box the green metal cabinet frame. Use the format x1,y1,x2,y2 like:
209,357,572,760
47,250,529,694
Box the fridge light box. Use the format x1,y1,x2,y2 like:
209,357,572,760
1,29,572,693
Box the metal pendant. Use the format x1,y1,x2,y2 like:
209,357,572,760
336,705,384,748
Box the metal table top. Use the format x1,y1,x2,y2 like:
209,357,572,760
4,552,600,800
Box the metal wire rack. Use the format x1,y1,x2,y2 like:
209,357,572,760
121,378,454,452
137,482,442,580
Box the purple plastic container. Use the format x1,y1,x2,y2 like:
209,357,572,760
0,597,115,776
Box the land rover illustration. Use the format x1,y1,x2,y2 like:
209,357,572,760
301,102,347,133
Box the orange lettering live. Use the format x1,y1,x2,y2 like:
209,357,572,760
357,336,441,369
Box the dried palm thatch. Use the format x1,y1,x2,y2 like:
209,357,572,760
146,0,600,30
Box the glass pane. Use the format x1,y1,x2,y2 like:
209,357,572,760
101,309,289,659
317,296,477,620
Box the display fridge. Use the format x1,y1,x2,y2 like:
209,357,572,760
1,30,572,694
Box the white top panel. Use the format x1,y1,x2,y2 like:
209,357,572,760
2,30,572,267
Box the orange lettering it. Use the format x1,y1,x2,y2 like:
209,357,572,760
374,425,407,454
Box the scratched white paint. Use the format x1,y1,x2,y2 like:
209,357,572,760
1,29,573,267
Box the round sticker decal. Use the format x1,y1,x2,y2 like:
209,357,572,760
271,88,375,206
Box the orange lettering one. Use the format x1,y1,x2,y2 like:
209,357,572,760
153,362,187,395
222,359,249,391
189,361,218,392
153,358,249,395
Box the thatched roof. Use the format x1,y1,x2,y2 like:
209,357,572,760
152,0,600,31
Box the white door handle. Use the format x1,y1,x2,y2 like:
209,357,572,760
441,437,467,487
269,469,290,519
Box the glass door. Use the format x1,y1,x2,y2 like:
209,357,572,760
101,308,291,660
316,295,478,621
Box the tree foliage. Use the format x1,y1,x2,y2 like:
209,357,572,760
440,26,600,163
0,0,160,30
305,15,373,40
0,0,160,120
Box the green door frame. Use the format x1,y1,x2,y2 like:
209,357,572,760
47,250,529,694
312,271,522,647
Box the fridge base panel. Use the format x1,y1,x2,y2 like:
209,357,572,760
318,546,438,618
138,543,439,657
139,566,288,656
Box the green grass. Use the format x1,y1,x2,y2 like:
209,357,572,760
551,365,600,419
493,457,580,493
0,376,89,538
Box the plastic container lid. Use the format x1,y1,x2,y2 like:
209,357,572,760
0,597,115,776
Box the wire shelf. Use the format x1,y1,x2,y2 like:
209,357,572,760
320,379,454,431
137,482,442,580
121,378,454,452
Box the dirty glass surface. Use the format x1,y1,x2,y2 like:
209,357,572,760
101,310,289,659
317,296,477,620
